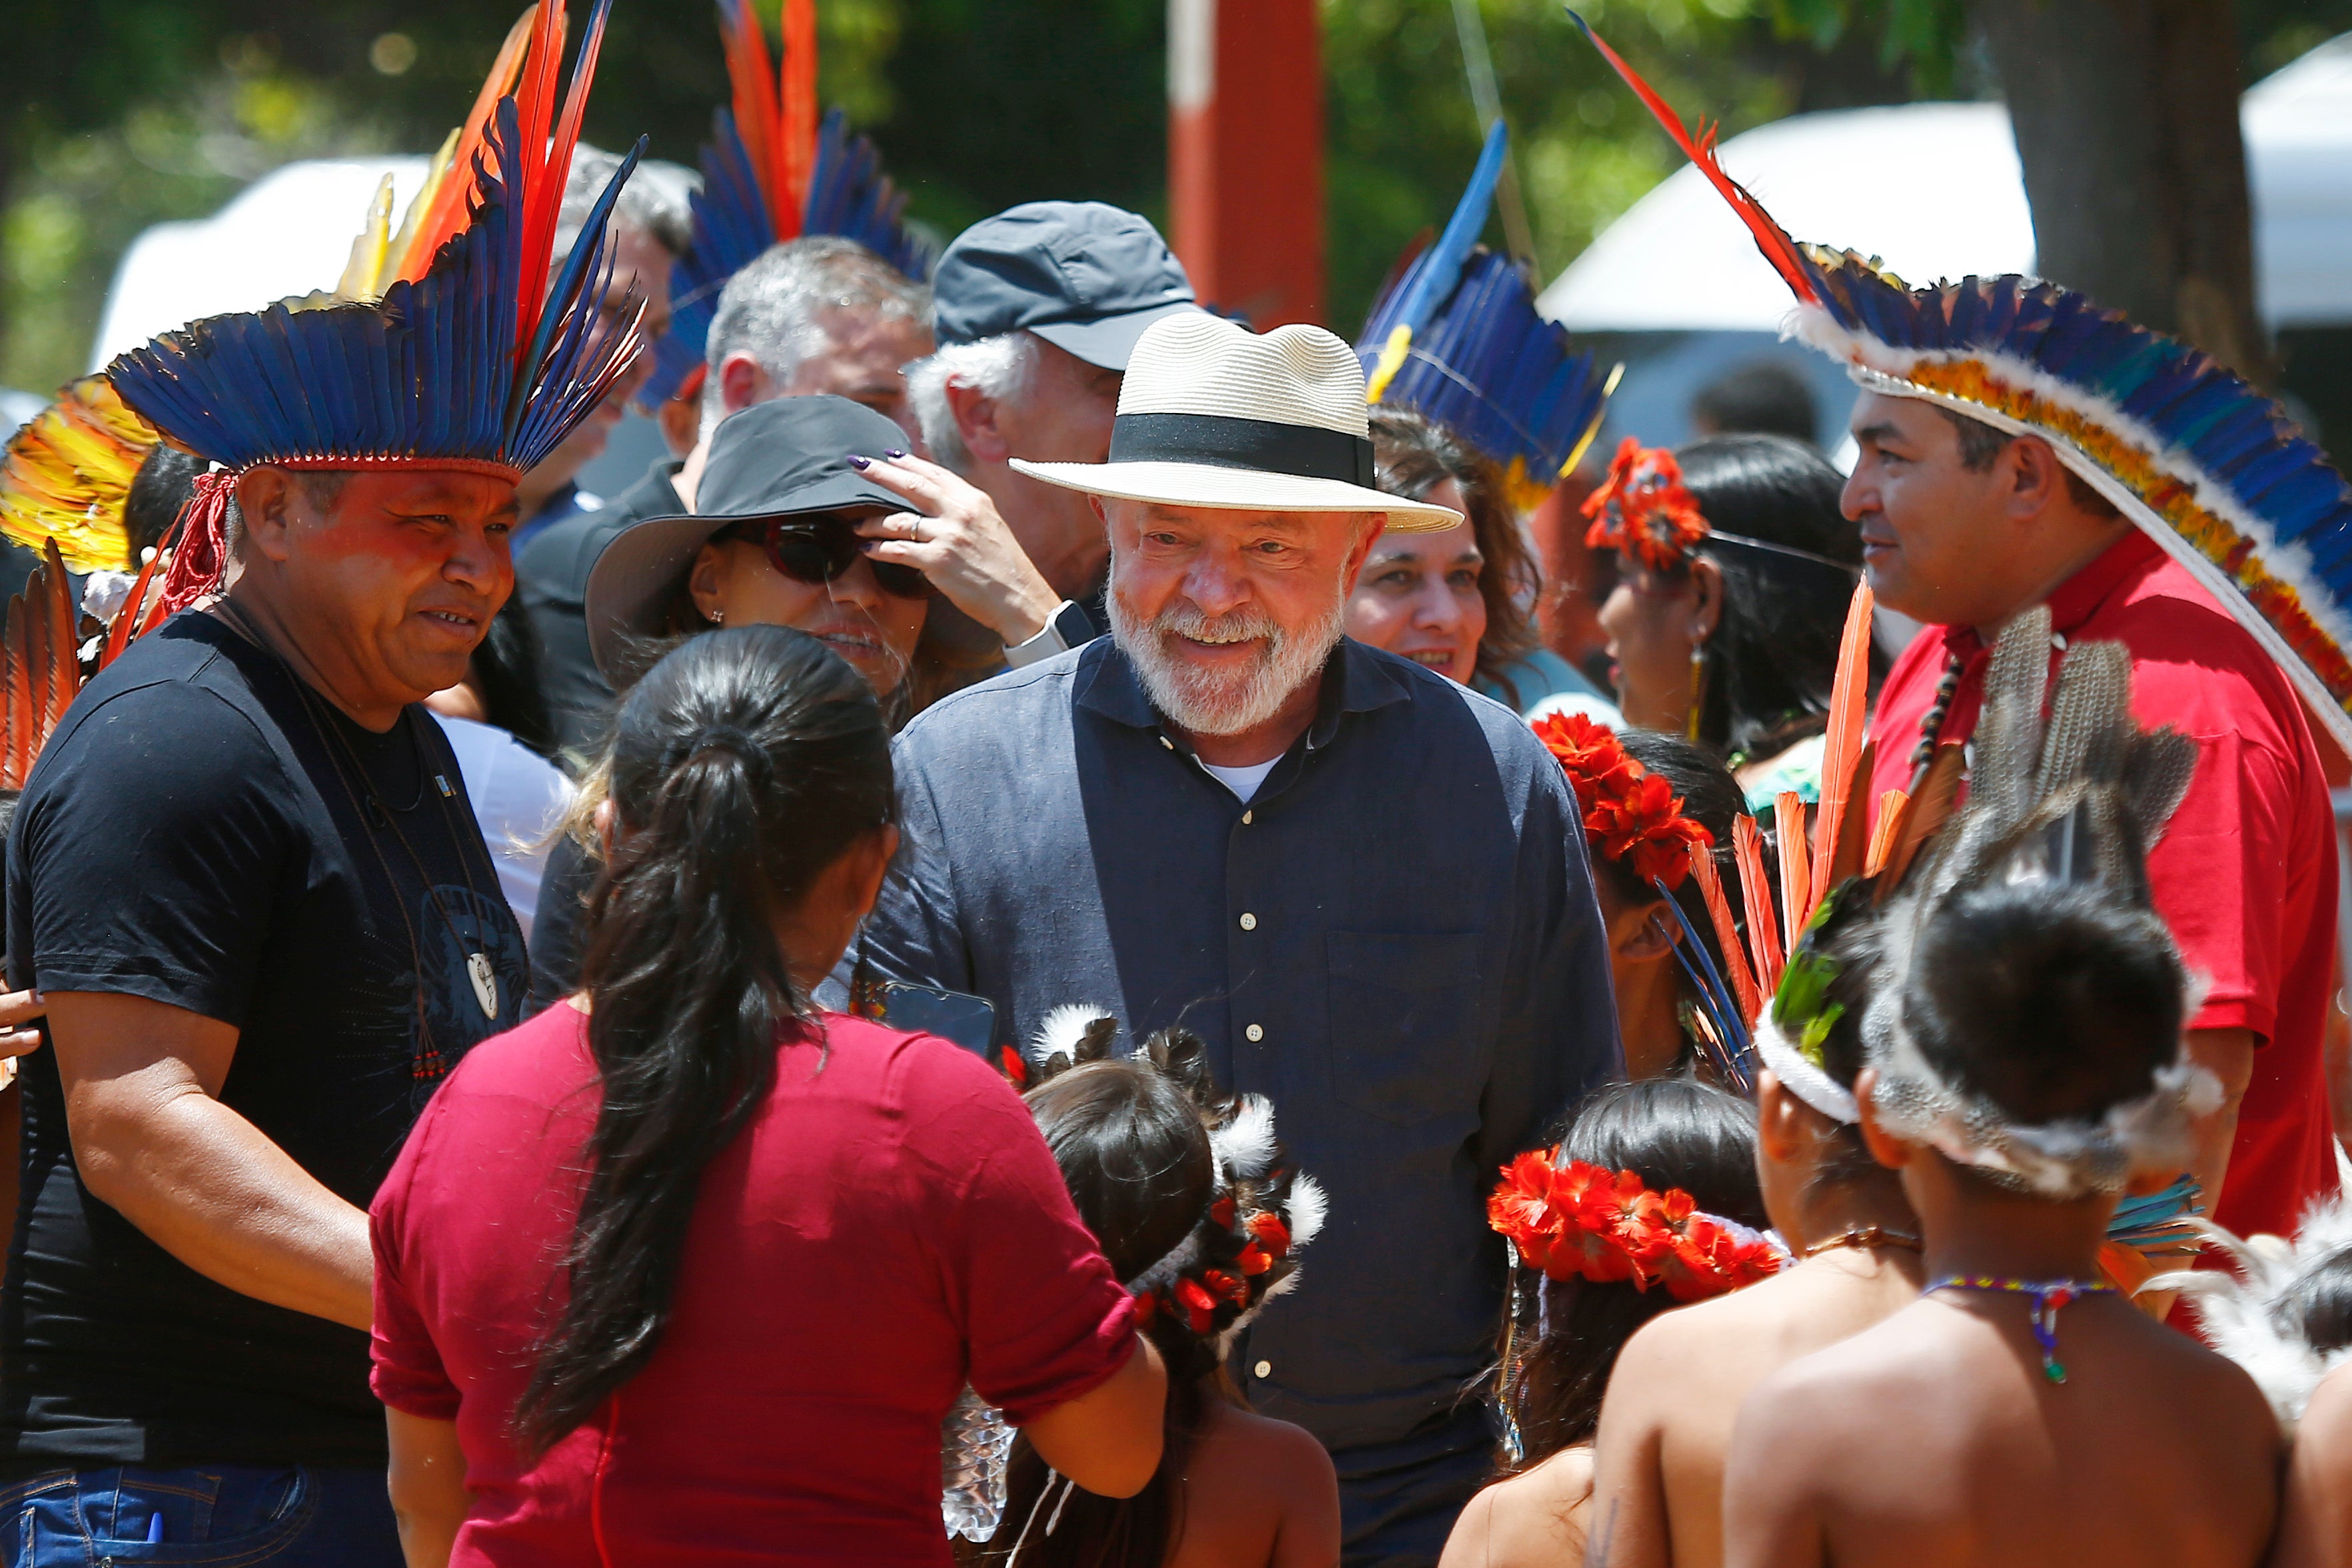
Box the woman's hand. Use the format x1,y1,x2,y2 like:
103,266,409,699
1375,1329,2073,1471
850,452,1062,646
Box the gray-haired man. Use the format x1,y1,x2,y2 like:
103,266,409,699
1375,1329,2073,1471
518,234,932,753
894,201,1197,640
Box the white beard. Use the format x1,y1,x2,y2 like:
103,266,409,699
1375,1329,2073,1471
1107,562,1346,737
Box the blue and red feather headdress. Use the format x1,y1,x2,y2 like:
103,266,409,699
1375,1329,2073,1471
100,0,646,613
1571,9,2352,751
1358,121,1617,508
640,0,937,410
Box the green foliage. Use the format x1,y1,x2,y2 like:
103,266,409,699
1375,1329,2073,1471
3,0,2345,393
1321,0,1799,334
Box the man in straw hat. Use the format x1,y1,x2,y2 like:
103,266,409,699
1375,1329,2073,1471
846,311,1620,1565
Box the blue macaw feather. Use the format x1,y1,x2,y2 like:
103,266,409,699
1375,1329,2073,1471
1389,121,1509,348
510,134,644,451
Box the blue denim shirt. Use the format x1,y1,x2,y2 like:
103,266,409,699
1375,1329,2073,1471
848,636,1622,1459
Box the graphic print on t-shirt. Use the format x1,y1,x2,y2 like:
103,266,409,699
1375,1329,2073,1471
416,883,531,1082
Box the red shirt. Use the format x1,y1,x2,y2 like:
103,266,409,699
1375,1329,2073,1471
1868,530,2339,1240
371,1003,1136,1567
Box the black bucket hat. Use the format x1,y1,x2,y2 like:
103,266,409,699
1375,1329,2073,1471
584,396,915,678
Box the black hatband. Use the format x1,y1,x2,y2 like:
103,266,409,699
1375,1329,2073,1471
1111,412,1375,488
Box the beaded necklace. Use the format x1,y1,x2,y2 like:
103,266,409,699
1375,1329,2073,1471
1906,649,1966,780
1927,1275,2115,1384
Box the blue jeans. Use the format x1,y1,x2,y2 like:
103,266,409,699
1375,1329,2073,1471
0,1465,402,1567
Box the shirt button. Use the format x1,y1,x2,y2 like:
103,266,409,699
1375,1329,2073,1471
1239,912,1257,931
1253,1360,1273,1379
1245,1023,1264,1042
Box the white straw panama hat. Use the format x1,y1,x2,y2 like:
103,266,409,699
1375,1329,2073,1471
1011,314,1463,532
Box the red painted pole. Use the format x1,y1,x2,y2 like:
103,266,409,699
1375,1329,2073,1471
1167,0,1325,328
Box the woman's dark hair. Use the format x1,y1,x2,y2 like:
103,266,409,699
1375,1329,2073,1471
1502,1078,1764,1468
1606,729,1752,1070
968,1058,1220,1568
1905,880,2185,1126
1369,408,1543,707
125,446,207,568
470,596,559,758
514,625,895,1452
1674,434,1882,763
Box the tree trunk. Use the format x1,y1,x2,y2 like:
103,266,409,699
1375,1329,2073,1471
1974,0,2274,384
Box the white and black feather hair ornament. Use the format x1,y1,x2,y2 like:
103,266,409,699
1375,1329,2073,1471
1012,1006,1325,1352
1863,605,2217,1198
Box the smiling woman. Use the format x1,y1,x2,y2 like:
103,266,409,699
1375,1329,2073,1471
1359,410,1611,719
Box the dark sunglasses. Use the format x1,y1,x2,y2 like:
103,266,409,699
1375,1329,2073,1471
723,516,931,600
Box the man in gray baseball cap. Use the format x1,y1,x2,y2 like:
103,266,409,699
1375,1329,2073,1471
874,202,1203,659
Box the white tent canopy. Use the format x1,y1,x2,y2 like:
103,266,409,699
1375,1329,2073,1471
1539,31,2352,335
88,157,430,372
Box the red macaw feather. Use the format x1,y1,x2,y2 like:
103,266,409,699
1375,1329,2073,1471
778,0,819,229
1829,739,1874,886
396,7,543,284
1878,743,1964,901
5,587,35,790
1776,791,1810,951
509,0,574,358
1733,815,1784,992
101,526,171,669
1864,788,1909,879
1564,10,1820,307
1686,839,1761,1025
40,538,79,736
722,0,786,231
1808,580,1874,905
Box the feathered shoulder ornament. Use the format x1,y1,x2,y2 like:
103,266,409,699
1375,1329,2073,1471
2153,1192,2352,1432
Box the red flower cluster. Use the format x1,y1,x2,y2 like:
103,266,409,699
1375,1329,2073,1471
1581,438,1710,574
1133,1204,1299,1334
1487,1150,1780,1304
1532,712,1714,890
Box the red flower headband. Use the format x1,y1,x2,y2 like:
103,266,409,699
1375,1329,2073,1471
1487,1149,1781,1303
1532,711,1714,889
1582,437,1709,574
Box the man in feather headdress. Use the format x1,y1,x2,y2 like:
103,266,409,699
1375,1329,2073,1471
0,13,641,1559
1570,13,2349,1260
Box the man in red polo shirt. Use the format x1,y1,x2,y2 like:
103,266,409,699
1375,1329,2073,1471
1850,390,2338,1241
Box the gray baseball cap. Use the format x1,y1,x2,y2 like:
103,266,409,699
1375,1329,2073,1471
931,200,1199,370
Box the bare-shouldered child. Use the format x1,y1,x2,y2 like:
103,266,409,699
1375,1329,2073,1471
1171,1399,1341,1568
1584,885,1922,1568
1441,1077,1777,1568
973,1024,1341,1568
1722,880,2279,1568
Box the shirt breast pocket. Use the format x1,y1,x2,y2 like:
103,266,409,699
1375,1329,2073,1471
1326,931,1484,1127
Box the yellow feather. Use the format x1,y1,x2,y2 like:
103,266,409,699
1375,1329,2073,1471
1365,324,1413,405
334,175,398,302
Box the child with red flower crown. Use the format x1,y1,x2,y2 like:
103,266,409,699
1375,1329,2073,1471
1530,713,1753,1080
1440,1078,1780,1568
965,1008,1339,1568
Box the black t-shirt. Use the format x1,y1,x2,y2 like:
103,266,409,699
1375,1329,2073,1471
518,458,684,758
0,613,529,1468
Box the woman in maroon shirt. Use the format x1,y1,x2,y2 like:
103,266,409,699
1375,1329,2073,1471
369,625,1165,1567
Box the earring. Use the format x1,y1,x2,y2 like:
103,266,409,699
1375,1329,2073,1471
710,606,725,626
1686,639,1707,741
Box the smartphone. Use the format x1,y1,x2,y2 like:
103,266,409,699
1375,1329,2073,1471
874,980,999,1056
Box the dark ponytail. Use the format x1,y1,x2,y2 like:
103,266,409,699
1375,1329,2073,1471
514,625,895,1451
